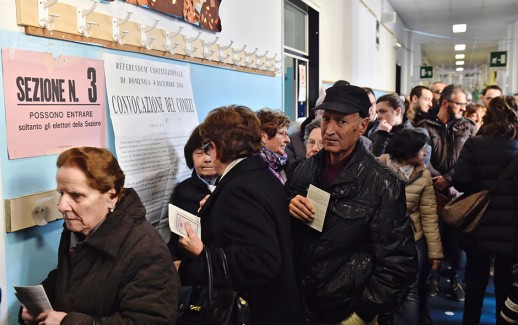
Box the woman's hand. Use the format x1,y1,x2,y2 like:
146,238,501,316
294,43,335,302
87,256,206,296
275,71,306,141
27,310,67,325
179,223,204,257
21,308,37,324
289,195,315,223
198,194,210,212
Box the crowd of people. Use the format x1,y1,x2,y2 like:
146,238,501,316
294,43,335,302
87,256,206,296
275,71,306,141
19,82,518,325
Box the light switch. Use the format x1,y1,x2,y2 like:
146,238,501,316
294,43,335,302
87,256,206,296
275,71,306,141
5,190,63,232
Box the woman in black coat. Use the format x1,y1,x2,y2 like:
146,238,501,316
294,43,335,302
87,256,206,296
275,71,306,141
178,105,303,325
168,125,218,264
452,96,518,325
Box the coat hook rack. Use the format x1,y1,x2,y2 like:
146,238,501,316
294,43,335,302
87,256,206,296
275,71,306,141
112,12,133,44
165,26,183,53
38,0,60,30
77,0,99,36
141,19,159,49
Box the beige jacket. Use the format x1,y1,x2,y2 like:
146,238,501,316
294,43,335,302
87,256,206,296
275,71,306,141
379,154,443,259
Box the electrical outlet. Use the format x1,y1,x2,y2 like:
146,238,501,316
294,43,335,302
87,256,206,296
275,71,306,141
5,190,63,232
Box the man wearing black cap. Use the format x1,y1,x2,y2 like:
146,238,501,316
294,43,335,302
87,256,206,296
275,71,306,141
287,84,417,325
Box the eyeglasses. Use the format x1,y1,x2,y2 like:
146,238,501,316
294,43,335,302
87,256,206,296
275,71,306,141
201,140,213,155
306,139,324,149
447,99,467,107
433,91,442,95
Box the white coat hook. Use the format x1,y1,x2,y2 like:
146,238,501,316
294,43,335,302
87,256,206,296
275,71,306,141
233,45,246,55
245,48,258,57
165,26,183,53
112,12,133,43
266,53,277,61
219,41,233,52
117,30,129,45
166,26,183,39
256,51,268,60
275,54,284,64
186,31,202,44
82,1,97,17
78,1,99,36
115,12,132,26
141,19,159,49
185,46,198,57
256,61,265,69
220,53,229,61
167,42,180,54
204,36,219,48
204,50,215,60
202,36,218,60
38,0,60,30
233,57,243,65
218,41,233,62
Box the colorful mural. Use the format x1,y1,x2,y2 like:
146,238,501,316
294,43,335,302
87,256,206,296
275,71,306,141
120,0,222,32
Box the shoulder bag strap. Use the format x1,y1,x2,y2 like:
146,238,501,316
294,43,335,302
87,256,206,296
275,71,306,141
218,248,233,289
204,248,213,304
489,154,518,193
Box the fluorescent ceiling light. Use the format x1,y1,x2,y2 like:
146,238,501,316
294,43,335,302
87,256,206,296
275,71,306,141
455,44,466,51
455,54,465,59
453,24,467,33
456,67,464,72
456,61,465,65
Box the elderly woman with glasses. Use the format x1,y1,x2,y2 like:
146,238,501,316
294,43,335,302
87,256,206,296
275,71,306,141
255,108,291,184
177,105,303,325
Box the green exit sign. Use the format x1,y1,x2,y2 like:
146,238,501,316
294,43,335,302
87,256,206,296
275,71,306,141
420,66,433,79
490,51,507,68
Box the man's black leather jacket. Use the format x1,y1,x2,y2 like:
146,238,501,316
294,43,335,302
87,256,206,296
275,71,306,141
286,144,417,324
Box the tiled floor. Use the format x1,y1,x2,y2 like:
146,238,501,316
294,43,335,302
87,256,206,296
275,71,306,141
429,276,496,324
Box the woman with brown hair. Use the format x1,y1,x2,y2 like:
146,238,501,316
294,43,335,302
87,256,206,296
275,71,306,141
453,96,518,324
21,147,179,325
177,105,303,325
256,108,291,184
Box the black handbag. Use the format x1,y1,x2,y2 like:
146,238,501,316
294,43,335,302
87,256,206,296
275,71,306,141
442,155,518,233
177,248,249,325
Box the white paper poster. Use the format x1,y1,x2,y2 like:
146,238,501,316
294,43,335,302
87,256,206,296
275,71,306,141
104,54,198,225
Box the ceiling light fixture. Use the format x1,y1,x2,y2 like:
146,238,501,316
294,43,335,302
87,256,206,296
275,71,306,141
455,54,465,59
395,42,402,48
456,61,465,65
455,44,466,51
452,24,467,33
456,67,464,72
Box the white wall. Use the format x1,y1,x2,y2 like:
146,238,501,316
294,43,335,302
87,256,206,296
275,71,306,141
316,0,404,93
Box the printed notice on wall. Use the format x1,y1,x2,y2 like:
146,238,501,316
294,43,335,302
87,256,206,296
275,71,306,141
104,54,198,225
2,48,106,159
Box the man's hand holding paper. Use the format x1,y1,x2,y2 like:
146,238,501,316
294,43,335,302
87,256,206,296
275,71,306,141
289,185,330,232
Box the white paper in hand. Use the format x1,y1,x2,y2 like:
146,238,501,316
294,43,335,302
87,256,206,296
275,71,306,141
14,285,53,315
168,204,201,238
306,184,330,232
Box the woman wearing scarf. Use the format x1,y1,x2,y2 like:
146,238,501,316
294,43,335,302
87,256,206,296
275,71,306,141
256,108,291,184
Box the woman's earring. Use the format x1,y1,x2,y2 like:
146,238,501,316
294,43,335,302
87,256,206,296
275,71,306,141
108,207,114,213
